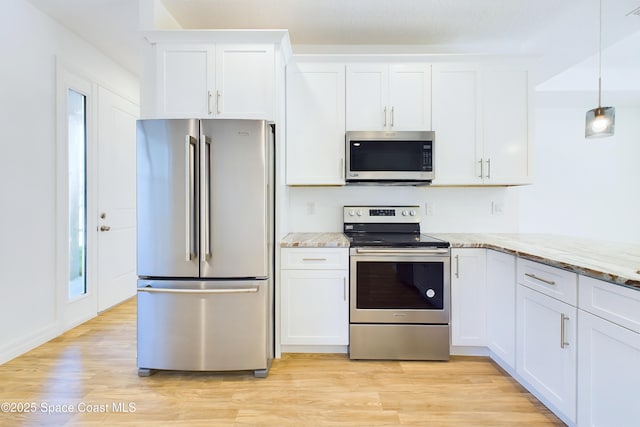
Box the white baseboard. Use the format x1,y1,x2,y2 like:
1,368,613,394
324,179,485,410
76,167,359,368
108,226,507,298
0,324,59,365
280,345,348,354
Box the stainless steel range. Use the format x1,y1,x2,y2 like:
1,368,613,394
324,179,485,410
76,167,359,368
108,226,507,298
344,205,451,361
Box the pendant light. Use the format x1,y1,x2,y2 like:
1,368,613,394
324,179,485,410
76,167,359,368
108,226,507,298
585,0,615,138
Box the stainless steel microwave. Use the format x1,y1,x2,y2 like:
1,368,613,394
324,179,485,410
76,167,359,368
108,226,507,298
345,131,435,184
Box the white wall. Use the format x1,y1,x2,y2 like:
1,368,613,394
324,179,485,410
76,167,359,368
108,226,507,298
0,0,139,363
519,101,640,243
285,186,520,233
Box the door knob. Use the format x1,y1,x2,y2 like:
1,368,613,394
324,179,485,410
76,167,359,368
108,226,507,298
100,225,111,232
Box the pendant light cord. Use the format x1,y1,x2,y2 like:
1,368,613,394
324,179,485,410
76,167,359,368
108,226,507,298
598,0,603,108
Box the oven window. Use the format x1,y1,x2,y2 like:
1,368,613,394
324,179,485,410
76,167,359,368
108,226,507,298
350,141,432,172
356,261,444,309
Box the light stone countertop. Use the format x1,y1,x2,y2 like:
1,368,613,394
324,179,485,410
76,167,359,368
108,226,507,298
432,233,640,290
280,232,640,290
280,232,350,248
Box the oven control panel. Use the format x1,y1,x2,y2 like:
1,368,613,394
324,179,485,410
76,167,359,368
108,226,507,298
343,206,421,223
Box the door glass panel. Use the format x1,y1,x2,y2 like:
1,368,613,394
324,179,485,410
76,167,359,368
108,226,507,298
356,261,444,309
68,89,87,298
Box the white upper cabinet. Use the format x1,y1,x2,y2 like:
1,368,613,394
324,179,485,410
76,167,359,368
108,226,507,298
215,44,275,119
286,62,346,185
432,63,482,185
346,63,431,131
155,44,215,118
481,67,531,185
431,63,531,186
154,43,275,119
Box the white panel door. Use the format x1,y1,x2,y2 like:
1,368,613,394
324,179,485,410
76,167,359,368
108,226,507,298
388,64,431,130
280,269,349,346
450,248,487,346
97,87,139,311
482,68,530,184
517,285,577,423
156,44,214,118
486,250,516,369
346,64,388,130
431,64,482,185
286,62,346,185
578,310,640,427
215,44,275,119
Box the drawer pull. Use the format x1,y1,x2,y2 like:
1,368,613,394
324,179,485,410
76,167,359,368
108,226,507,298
560,313,570,348
525,273,556,286
302,258,327,262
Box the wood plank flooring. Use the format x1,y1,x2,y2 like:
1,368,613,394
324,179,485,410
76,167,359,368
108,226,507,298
0,298,564,426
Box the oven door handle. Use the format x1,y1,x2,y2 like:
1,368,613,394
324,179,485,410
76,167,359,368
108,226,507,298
354,248,450,255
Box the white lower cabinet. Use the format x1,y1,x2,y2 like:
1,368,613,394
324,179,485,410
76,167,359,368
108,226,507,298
280,248,349,348
485,250,516,369
450,248,487,347
516,284,577,424
577,310,640,427
577,275,640,427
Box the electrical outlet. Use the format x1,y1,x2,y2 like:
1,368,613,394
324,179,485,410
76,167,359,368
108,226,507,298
425,203,434,216
307,202,316,215
491,201,504,216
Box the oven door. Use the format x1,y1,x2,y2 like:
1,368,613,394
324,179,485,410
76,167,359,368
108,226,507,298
350,248,450,324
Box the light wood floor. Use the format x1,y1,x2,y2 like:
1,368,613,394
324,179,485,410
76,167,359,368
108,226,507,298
0,298,564,426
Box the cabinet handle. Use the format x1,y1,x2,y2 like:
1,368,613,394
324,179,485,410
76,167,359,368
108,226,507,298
343,277,347,301
391,106,395,127
216,90,221,114
383,106,387,127
560,313,570,348
302,258,327,262
207,91,212,115
525,273,556,286
487,158,491,179
455,254,460,278
340,157,344,180
478,159,484,178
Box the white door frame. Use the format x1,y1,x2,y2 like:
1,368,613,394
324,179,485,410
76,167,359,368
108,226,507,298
55,60,99,331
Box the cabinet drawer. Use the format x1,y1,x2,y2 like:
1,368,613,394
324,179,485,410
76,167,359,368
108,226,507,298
579,275,640,333
517,258,577,305
281,248,348,270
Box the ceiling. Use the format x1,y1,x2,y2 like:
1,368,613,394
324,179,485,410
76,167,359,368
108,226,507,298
24,0,640,84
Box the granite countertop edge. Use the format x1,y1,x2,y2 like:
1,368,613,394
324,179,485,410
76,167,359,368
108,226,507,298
434,233,640,290
281,232,640,290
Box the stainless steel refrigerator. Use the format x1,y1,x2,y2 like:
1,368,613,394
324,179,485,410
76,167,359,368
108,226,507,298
136,119,274,378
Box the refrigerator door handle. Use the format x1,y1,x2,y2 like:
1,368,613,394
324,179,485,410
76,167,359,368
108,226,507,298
138,287,259,295
202,135,212,260
185,135,197,261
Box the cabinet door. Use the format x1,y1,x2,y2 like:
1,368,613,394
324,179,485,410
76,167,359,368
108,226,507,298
482,68,531,185
578,310,640,427
517,285,577,423
215,44,275,119
486,250,516,369
346,64,388,130
280,270,349,345
156,44,215,118
286,63,346,185
451,248,486,347
388,64,431,130
431,64,482,185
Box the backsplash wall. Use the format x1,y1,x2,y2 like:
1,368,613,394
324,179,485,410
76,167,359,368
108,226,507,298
285,185,520,233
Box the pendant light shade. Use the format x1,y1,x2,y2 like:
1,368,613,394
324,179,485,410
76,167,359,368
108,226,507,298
585,106,615,138
586,0,615,139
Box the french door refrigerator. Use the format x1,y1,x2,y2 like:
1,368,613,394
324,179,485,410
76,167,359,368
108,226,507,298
136,119,274,378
